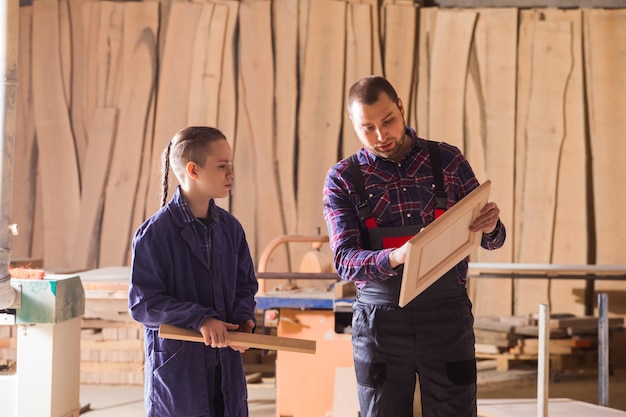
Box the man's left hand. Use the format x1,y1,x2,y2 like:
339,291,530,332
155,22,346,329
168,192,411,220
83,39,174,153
470,202,500,234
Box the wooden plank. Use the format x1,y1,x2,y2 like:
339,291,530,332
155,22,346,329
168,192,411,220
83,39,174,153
584,9,626,280
478,398,626,417
438,0,626,7
99,1,159,267
428,9,477,150
145,2,202,214
81,0,100,140
32,0,81,268
235,1,287,269
273,0,299,270
96,2,124,109
13,5,36,259
74,108,118,270
399,181,491,307
543,9,587,317
159,324,316,354
342,2,373,158
382,3,417,117
515,19,573,315
467,8,517,318
296,0,346,267
67,0,91,175
214,0,239,212
414,6,438,135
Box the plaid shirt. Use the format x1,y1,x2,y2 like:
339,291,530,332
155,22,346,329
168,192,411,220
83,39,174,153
323,127,506,288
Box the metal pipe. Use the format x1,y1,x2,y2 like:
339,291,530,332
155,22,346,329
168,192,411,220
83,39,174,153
598,292,609,406
0,0,19,309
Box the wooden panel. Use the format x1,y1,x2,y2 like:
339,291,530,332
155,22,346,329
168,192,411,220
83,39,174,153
145,2,202,215
296,0,346,267
428,9,477,150
32,0,81,268
273,0,299,270
544,9,587,316
583,8,626,304
382,3,417,116
342,2,374,158
515,19,573,315
414,6,438,135
235,0,287,270
96,2,123,109
99,2,159,267
158,324,316,354
81,1,101,140
400,181,490,307
214,0,239,211
466,8,517,317
74,108,118,270
13,5,36,259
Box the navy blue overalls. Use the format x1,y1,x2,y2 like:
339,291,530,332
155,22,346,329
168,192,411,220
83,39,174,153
348,141,477,417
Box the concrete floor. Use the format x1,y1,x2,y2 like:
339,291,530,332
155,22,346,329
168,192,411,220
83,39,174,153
79,378,277,417
79,368,626,416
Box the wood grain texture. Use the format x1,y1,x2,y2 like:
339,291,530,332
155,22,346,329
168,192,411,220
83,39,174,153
515,19,573,315
146,2,202,215
32,0,81,268
99,2,159,267
342,3,374,158
428,9,477,150
159,323,316,354
74,108,118,270
296,0,346,269
414,7,438,136
273,0,299,271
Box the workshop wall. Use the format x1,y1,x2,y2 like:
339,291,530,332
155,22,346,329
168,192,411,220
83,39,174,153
11,0,626,316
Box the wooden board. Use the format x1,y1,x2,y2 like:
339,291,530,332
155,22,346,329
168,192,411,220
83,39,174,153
32,0,81,268
428,9,477,150
158,324,316,354
296,0,346,267
466,8,517,318
414,7,438,135
382,3,417,116
74,108,118,270
273,0,299,270
145,2,202,215
99,1,159,267
399,180,491,307
342,2,374,158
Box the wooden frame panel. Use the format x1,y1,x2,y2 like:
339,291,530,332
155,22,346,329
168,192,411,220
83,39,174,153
399,180,491,307
159,324,316,354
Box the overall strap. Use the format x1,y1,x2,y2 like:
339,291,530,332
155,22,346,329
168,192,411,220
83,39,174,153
348,154,378,229
427,140,447,219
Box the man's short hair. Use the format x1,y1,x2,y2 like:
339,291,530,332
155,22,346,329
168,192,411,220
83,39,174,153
347,76,399,109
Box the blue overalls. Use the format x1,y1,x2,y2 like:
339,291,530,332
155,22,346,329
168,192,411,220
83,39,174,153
348,141,477,417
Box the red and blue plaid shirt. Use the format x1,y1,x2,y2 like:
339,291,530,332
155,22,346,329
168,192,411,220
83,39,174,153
323,127,506,288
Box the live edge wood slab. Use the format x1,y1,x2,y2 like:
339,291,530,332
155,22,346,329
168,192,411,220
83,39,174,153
159,324,316,354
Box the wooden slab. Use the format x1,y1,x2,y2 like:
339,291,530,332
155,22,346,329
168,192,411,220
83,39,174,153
466,8,517,318
273,0,299,268
145,2,202,214
99,1,159,267
296,0,346,266
158,324,316,354
32,0,81,268
13,5,36,259
342,2,374,158
74,108,118,270
399,181,490,307
515,19,572,315
428,9,477,150
382,3,417,117
414,7,438,135
235,1,287,269
584,9,626,267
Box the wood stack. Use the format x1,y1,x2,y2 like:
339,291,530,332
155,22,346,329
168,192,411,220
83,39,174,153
474,314,625,372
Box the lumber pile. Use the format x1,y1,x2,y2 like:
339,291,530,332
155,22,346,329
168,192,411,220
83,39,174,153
474,314,626,371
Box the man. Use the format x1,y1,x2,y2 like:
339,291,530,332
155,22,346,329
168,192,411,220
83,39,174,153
323,75,506,417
